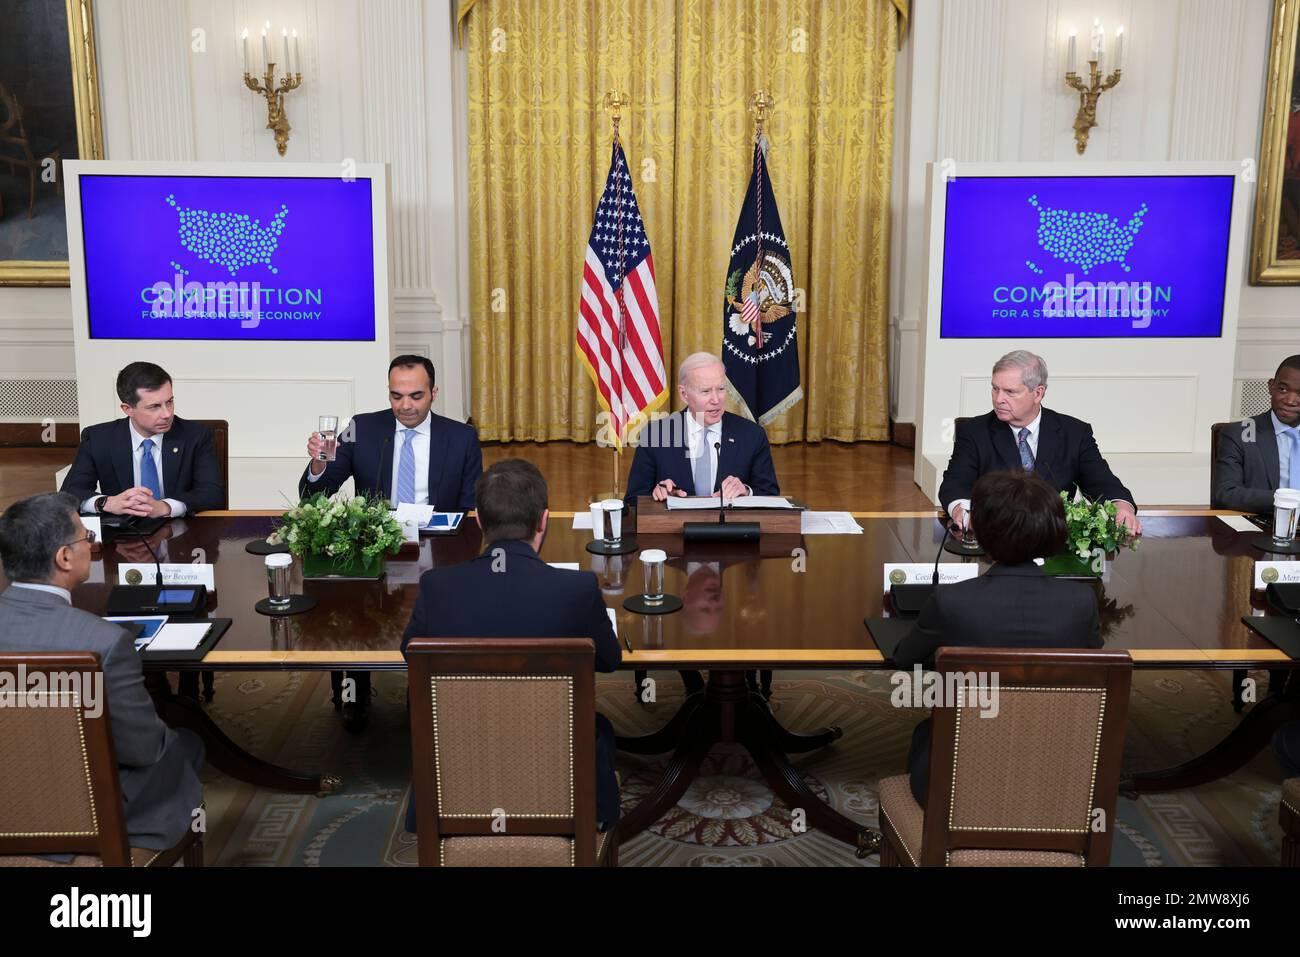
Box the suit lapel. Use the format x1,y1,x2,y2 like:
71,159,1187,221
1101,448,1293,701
988,414,1021,471
426,414,447,508
161,419,183,497
1258,412,1281,491
1034,409,1061,485
112,419,135,492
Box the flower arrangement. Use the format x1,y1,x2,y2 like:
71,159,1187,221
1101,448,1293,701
269,492,403,574
1060,492,1138,560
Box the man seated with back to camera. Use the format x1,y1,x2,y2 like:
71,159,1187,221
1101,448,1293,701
893,470,1102,808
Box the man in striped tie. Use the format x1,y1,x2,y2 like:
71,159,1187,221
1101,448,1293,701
300,354,482,731
938,350,1140,536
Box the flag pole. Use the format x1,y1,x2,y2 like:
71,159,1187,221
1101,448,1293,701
748,91,774,350
602,89,629,500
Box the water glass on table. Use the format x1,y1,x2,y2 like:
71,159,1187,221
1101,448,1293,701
1273,488,1300,548
317,415,338,462
265,553,293,610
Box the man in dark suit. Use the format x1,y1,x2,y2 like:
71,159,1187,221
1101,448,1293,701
1213,355,1300,513
300,354,481,511
61,361,225,518
624,352,779,507
895,471,1102,807
401,459,621,831
0,492,205,851
302,355,483,730
938,350,1141,536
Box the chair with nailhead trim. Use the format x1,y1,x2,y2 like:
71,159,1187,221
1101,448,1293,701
1281,778,1300,867
0,652,203,867
405,637,616,867
878,647,1132,867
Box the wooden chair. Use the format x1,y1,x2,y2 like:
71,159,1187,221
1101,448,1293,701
189,418,230,511
879,647,1132,866
0,84,62,218
0,652,203,867
405,637,617,867
1282,778,1300,867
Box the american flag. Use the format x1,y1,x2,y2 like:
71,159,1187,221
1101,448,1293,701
576,141,667,448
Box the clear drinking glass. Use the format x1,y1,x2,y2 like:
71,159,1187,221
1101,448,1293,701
265,553,293,609
1272,489,1300,547
961,506,979,548
601,499,624,545
318,415,339,462
640,549,666,605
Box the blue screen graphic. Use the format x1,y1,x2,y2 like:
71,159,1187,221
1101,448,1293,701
939,175,1234,338
79,175,377,341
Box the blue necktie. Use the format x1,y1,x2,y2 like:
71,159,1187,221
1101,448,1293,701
693,428,713,495
1287,427,1300,489
396,429,418,504
1017,427,1035,471
140,438,162,498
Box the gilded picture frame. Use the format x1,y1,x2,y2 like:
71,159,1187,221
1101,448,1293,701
0,0,105,286
1252,0,1300,283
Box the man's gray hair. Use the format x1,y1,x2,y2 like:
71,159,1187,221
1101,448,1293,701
0,491,80,583
678,351,725,387
993,350,1048,391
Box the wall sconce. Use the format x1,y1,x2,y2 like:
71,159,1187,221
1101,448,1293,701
1064,19,1124,154
240,20,303,156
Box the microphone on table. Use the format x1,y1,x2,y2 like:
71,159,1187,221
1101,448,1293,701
889,515,955,616
715,441,725,524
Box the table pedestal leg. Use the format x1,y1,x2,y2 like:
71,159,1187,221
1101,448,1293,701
615,670,879,857
147,673,341,796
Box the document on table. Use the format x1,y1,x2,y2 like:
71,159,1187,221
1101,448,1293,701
572,512,594,529
547,562,580,570
665,495,794,510
1218,514,1263,533
801,512,864,534
139,622,212,653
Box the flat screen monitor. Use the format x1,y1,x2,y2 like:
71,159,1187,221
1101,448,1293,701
76,173,377,341
939,174,1235,338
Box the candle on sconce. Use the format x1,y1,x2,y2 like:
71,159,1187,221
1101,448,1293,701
1067,27,1077,72
282,27,291,74
292,28,300,75
261,25,269,68
1115,25,1124,71
241,27,249,74
1090,18,1104,60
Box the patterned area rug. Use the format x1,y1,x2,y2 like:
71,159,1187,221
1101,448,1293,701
196,668,1290,866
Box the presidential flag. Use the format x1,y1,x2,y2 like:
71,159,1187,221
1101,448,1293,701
722,139,802,424
576,141,668,449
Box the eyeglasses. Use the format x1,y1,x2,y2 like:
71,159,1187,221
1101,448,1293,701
62,530,97,548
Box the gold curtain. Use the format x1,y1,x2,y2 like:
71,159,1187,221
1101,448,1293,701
463,0,901,443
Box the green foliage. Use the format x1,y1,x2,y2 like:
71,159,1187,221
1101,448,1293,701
1060,492,1137,559
269,491,404,565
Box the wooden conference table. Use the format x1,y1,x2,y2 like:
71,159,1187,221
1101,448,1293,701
40,509,1300,854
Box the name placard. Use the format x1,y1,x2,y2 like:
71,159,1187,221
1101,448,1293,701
118,563,216,592
1254,561,1300,590
81,515,102,542
883,562,978,592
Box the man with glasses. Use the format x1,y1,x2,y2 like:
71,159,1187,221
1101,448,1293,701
0,492,204,852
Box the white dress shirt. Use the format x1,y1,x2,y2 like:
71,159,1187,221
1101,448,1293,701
1274,411,1297,489
307,412,434,505
10,581,72,603
81,422,185,517
948,412,1042,519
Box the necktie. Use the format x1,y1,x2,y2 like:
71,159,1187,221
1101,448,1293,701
1287,427,1300,489
396,429,418,504
693,427,713,496
1017,427,1035,471
139,438,162,498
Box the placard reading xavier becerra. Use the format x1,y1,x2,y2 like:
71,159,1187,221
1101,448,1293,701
939,174,1235,339
78,174,377,341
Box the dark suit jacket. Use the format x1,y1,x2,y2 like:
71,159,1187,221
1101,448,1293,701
1213,412,1282,514
401,538,622,828
624,410,780,507
893,562,1102,807
938,408,1135,513
298,409,482,510
61,416,225,514
0,586,205,850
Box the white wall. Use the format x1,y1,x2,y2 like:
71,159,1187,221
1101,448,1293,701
0,0,469,423
891,0,1300,435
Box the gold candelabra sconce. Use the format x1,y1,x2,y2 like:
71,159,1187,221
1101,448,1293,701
241,21,303,157
1064,19,1124,155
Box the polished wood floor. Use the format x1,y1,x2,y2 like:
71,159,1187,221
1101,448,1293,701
0,440,932,513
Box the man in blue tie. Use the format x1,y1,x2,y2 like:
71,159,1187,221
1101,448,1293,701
1213,355,1300,513
938,350,1140,535
62,362,225,519
299,355,482,731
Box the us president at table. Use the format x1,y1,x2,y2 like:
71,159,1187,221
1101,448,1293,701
300,355,482,511
62,361,225,518
938,350,1141,535
624,352,779,507
1213,354,1300,514
401,459,621,831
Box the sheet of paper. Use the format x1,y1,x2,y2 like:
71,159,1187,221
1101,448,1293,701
607,608,618,632
145,622,212,653
801,511,864,534
1218,514,1261,533
547,562,580,570
393,503,435,526
105,615,168,650
572,512,594,529
665,494,794,510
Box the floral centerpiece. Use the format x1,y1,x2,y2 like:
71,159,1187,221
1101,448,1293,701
269,491,404,579
1041,493,1138,578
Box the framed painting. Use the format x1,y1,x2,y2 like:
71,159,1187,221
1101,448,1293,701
1252,0,1300,283
0,0,104,286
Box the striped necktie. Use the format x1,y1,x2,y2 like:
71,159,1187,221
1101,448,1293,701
1017,427,1035,471
396,429,418,504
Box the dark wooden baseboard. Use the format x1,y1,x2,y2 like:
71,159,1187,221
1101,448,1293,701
0,422,81,448
890,420,915,449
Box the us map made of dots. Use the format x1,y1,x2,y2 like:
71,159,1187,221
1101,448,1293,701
1025,194,1148,275
166,194,288,275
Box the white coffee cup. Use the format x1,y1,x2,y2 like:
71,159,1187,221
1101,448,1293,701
600,499,624,543
588,502,605,540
